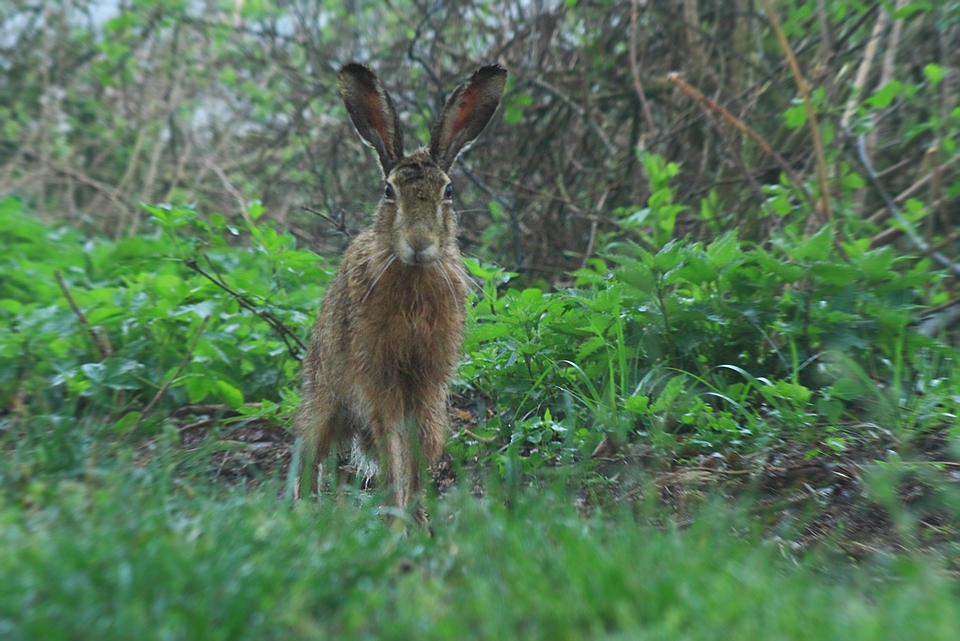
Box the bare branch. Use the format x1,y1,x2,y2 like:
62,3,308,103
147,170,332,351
54,271,114,360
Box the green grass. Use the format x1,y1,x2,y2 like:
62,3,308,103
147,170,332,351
1,455,959,640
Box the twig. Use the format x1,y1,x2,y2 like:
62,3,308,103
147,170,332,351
172,402,263,417
302,205,352,238
177,417,217,432
133,316,209,431
849,131,960,278
580,189,609,270
760,0,832,224
814,0,833,69
54,271,113,359
864,0,908,162
208,160,255,228
628,0,658,141
185,255,306,360
667,73,817,214
682,0,705,72
657,467,756,481
460,429,496,443
840,6,888,130
867,152,960,224
403,0,445,94
869,197,945,248
527,76,617,156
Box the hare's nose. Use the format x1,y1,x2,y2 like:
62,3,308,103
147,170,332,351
406,237,438,264
409,237,431,255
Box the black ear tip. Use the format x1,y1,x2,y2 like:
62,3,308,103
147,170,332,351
340,61,371,74
473,64,508,82
338,62,378,84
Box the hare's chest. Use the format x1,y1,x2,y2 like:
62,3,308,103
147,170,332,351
370,290,462,345
357,290,461,369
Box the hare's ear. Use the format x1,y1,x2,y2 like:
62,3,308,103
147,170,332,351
429,64,507,172
338,63,405,175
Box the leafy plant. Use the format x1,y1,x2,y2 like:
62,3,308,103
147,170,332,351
0,198,328,431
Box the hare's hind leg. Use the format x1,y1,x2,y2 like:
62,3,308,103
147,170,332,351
369,412,424,525
293,389,342,499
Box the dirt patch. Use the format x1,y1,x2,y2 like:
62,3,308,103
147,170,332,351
168,399,960,561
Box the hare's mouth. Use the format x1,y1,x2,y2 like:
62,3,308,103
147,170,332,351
398,238,441,266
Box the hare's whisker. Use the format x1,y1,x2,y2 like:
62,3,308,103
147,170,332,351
363,246,391,268
436,262,457,303
362,253,396,304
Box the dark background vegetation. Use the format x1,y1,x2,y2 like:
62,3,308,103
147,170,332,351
4,0,956,277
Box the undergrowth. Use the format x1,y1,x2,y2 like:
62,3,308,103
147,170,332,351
1,462,959,641
3,178,957,475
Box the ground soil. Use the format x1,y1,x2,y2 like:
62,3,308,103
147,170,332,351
172,395,960,567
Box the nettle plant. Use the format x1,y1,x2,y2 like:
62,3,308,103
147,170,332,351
457,153,950,468
0,198,327,431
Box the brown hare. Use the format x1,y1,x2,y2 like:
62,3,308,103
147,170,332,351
294,62,507,522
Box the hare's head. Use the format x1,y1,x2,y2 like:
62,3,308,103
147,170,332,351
338,63,507,266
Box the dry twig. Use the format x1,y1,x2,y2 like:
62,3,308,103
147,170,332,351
628,0,658,142
185,255,306,360
54,270,114,360
760,0,832,224
667,73,817,214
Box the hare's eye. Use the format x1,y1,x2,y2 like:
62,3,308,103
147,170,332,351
443,184,453,200
384,183,396,200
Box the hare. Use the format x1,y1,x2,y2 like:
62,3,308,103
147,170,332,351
293,62,507,521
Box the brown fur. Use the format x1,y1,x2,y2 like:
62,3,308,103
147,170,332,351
294,64,506,521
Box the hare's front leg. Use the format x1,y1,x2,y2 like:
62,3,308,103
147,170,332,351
376,416,422,520
414,389,450,464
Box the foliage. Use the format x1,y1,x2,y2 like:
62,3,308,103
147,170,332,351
0,197,328,432
458,158,956,467
5,160,957,478
1,467,960,640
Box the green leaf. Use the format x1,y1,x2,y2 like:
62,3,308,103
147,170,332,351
215,380,245,409
782,103,807,128
675,254,717,285
856,247,896,281
577,335,607,361
520,288,544,302
759,380,811,406
893,1,931,19
790,225,833,261
184,375,213,403
623,394,650,414
866,81,902,110
471,323,512,343
842,171,865,190
247,200,265,220
706,233,738,268
924,63,944,88
114,411,142,433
